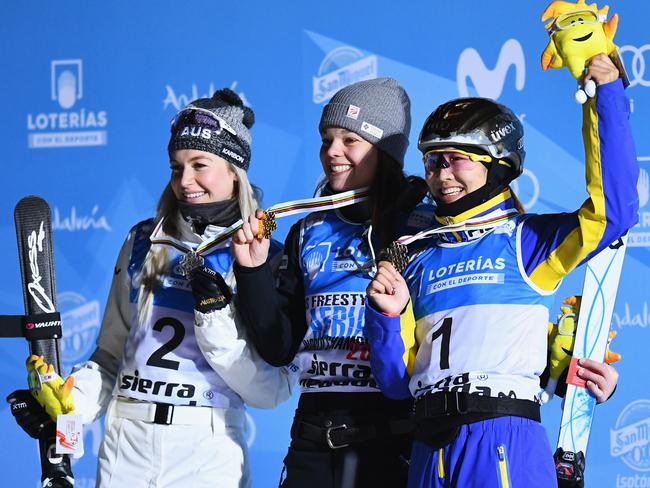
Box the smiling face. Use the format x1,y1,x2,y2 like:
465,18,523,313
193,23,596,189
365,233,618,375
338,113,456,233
170,149,237,204
553,11,609,78
425,151,488,204
319,127,379,192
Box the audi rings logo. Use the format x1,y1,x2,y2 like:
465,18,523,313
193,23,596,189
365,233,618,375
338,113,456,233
619,45,650,88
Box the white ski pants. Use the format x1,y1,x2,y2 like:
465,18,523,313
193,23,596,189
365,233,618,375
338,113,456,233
96,397,251,488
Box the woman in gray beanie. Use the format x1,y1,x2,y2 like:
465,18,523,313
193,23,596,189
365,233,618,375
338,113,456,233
233,78,428,488
19,89,295,488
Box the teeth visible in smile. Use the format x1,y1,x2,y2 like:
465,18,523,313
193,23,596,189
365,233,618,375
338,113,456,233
330,165,351,174
442,188,462,195
185,192,205,199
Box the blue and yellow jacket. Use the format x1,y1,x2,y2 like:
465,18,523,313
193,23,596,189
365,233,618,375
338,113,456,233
366,80,639,401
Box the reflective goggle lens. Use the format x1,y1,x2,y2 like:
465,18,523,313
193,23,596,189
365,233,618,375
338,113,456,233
170,107,237,136
423,149,491,172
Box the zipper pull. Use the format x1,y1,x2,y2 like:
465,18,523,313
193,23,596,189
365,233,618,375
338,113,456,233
497,444,506,461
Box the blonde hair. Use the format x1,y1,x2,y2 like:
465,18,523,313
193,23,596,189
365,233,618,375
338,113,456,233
135,164,260,326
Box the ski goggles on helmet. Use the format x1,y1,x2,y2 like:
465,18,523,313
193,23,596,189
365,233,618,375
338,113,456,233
546,9,606,36
422,148,492,172
170,106,238,138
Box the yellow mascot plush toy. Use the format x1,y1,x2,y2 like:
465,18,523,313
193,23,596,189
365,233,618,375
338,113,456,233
541,296,621,403
26,355,75,420
541,0,619,103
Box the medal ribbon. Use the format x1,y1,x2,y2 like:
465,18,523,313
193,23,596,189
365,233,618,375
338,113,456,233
150,186,371,257
384,207,518,273
396,207,518,246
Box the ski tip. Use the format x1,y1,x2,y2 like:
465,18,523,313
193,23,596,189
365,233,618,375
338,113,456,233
14,196,52,217
15,195,49,207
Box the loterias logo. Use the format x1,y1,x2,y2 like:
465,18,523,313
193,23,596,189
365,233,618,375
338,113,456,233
27,59,108,149
313,46,377,104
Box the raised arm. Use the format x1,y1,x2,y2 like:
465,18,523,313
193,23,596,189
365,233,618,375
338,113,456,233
520,55,639,291
234,220,308,366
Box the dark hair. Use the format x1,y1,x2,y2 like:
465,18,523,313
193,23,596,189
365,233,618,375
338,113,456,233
509,186,526,214
370,151,429,249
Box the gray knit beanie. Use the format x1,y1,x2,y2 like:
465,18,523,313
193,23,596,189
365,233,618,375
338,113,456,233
319,77,411,166
168,89,254,170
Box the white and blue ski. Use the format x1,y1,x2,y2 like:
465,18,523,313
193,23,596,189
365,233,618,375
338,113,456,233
554,234,628,486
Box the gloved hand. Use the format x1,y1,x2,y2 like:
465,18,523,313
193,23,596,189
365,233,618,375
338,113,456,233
190,266,233,313
6,389,53,439
26,355,75,421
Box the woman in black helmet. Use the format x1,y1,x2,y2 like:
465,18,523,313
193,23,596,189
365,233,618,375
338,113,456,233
365,54,637,487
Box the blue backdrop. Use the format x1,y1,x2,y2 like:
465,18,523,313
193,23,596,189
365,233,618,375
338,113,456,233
2,1,649,486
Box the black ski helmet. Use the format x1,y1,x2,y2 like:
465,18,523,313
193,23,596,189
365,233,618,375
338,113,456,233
418,97,525,184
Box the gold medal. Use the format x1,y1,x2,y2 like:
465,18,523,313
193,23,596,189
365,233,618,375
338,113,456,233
258,211,278,239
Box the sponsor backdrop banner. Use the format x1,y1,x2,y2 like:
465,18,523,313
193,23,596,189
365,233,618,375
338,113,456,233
1,1,648,486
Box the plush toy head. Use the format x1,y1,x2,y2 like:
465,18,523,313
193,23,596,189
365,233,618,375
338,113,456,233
541,0,618,79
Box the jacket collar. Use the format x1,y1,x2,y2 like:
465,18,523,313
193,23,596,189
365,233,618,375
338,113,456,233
433,189,519,243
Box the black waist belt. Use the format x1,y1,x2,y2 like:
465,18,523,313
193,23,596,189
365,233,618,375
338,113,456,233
414,391,540,423
292,417,413,449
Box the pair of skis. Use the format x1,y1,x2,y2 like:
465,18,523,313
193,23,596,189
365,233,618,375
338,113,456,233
1,197,73,487
553,235,628,487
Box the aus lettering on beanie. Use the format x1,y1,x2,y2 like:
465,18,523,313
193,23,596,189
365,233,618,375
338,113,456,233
168,89,254,171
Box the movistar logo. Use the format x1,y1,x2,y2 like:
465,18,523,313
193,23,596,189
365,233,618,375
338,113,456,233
457,39,525,100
